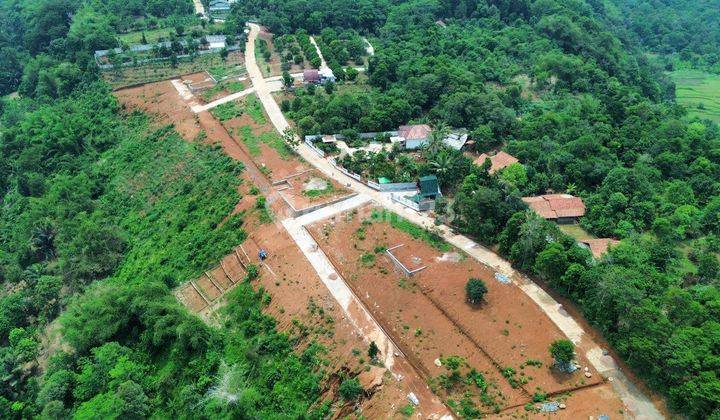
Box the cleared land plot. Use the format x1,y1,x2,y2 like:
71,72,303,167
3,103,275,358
307,205,613,413
276,170,352,213
175,282,208,312
104,50,244,89
669,69,720,123
115,79,202,141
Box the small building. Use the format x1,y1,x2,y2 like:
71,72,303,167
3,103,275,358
419,175,441,199
398,124,432,150
475,151,519,174
522,194,586,224
443,130,469,150
580,239,619,259
303,69,320,84
204,35,227,50
303,68,335,84
321,134,337,143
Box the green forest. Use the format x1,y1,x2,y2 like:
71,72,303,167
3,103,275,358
1,0,720,418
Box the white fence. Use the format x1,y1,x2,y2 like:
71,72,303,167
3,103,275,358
329,158,363,182
305,138,326,157
367,180,417,192
391,193,434,212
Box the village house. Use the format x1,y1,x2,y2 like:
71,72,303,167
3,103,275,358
394,124,468,150
303,68,336,84
522,194,586,224
474,151,519,174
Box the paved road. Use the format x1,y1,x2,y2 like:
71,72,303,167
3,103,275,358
243,22,662,420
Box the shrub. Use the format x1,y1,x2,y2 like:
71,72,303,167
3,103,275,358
339,378,363,401
465,278,487,304
549,339,575,365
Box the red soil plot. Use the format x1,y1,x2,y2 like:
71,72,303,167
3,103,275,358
221,112,308,182
307,212,528,412
208,266,233,290
175,282,208,313
195,274,222,301
276,171,352,213
307,205,614,410
114,80,202,141
219,252,246,283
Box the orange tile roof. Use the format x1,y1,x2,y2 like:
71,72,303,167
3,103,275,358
398,124,432,140
522,194,586,219
581,239,619,259
475,151,519,174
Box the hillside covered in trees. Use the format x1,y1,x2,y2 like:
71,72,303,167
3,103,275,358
233,0,720,417
608,0,720,72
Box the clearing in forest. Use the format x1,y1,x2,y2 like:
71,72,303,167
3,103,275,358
306,205,624,416
670,69,720,123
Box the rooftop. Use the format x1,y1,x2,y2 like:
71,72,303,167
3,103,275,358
398,124,432,140
303,69,320,82
475,151,519,174
522,194,586,219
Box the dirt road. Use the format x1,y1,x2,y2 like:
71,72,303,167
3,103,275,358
243,22,663,419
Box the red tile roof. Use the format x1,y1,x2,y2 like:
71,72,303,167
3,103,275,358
475,151,519,174
522,194,586,219
581,239,619,259
398,124,432,140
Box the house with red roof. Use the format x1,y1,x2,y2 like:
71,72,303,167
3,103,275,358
474,151,519,174
397,124,433,149
522,194,586,224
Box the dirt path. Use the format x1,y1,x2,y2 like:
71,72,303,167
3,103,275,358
244,22,663,420
309,36,330,71
192,0,205,18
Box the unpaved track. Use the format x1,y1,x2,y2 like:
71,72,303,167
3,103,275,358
244,22,662,420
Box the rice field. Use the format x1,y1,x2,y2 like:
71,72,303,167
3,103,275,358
669,70,720,123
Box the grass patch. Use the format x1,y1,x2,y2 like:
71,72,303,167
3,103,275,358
237,126,292,158
303,180,334,197
669,69,720,123
211,101,243,121
246,94,268,124
371,208,452,252
237,126,261,156
201,80,246,102
208,64,246,81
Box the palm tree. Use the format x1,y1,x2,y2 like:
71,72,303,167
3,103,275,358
425,121,450,155
430,151,453,182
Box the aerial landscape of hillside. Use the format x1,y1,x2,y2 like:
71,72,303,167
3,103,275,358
0,0,719,418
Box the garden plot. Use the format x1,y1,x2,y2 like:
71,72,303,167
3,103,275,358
307,205,618,414
173,249,248,318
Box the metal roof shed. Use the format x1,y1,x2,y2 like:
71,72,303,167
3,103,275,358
419,175,440,198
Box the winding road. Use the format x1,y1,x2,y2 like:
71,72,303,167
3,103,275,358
241,22,663,420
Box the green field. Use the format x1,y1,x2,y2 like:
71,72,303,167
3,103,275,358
669,69,720,123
